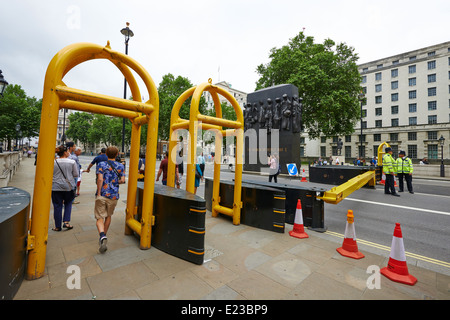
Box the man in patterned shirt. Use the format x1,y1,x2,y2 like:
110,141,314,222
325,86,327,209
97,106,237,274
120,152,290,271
95,146,125,253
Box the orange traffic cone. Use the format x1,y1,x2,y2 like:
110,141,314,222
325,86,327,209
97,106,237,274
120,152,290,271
380,223,417,286
300,169,307,182
336,210,364,259
289,199,309,239
379,171,386,185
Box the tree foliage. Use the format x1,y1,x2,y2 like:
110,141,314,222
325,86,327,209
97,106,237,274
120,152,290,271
0,84,41,149
255,32,362,139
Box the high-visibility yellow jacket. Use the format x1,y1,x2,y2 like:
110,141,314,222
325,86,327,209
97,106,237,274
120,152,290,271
396,157,413,174
383,153,396,174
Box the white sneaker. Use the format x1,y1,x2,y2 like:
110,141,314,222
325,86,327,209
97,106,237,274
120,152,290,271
99,236,108,253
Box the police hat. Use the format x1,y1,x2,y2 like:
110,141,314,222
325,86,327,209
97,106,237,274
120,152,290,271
399,150,406,156
385,147,392,152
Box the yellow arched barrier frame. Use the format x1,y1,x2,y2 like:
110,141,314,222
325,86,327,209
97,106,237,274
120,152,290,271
377,141,391,166
167,80,244,225
26,42,159,280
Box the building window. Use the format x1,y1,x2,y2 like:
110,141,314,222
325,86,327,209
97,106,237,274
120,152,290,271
375,84,382,92
320,146,326,157
362,75,367,83
391,93,398,101
391,81,398,90
428,74,436,83
408,132,417,140
428,87,437,96
408,78,416,86
428,101,437,110
375,72,382,81
391,69,398,77
409,65,416,74
345,146,352,158
428,115,437,124
410,56,416,61
390,133,398,141
361,121,367,129
375,107,382,116
374,134,381,142
375,120,383,128
409,103,417,113
321,137,326,143
408,145,417,159
345,135,352,142
428,131,437,140
391,118,399,127
428,51,435,57
428,144,438,159
362,109,367,117
409,90,417,99
409,117,417,125
391,106,399,114
375,96,382,104
427,60,436,70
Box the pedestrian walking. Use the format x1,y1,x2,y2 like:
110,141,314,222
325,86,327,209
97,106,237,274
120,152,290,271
156,151,169,185
197,152,206,175
94,146,125,253
382,147,400,197
396,150,414,194
51,145,79,231
194,163,203,194
268,154,278,183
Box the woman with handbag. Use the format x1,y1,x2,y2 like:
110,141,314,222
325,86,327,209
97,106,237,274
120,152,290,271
51,145,79,231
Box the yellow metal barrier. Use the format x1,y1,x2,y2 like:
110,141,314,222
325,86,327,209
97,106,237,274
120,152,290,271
377,141,391,167
167,79,244,225
317,170,376,204
26,42,159,280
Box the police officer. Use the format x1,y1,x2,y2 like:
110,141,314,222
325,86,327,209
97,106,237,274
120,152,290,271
396,150,414,194
383,147,400,197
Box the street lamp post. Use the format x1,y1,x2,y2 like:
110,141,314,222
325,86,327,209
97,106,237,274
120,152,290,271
0,70,7,152
439,135,445,177
120,22,134,154
0,70,8,96
358,91,365,159
15,124,21,151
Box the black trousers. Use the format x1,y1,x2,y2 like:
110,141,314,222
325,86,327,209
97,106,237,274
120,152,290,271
385,174,397,194
398,173,413,192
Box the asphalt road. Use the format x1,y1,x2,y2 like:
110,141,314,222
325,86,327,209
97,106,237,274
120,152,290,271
78,155,450,266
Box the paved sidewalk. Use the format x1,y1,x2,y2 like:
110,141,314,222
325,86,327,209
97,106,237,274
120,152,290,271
8,157,450,300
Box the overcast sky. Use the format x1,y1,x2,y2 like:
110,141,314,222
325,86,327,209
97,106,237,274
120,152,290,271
1,0,449,100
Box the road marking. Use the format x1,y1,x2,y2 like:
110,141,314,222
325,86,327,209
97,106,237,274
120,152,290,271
326,230,450,269
344,197,450,216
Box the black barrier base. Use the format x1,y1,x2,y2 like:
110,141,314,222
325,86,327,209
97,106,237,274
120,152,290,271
238,179,328,232
309,165,376,187
137,183,206,265
204,178,286,233
0,187,30,300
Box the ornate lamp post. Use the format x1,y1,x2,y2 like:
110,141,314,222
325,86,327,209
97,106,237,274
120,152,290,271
439,135,445,177
0,70,7,152
0,70,8,96
120,22,134,154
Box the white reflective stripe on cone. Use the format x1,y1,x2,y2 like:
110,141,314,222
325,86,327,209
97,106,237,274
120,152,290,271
390,236,407,261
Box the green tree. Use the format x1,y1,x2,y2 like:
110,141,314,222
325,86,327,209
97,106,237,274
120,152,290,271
255,31,362,139
157,74,207,140
65,112,93,150
0,84,41,150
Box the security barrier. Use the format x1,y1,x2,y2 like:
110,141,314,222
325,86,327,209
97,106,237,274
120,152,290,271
204,178,286,233
167,79,244,225
0,187,29,299
26,42,159,280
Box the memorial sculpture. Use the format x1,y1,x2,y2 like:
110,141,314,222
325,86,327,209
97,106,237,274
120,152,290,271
244,84,302,174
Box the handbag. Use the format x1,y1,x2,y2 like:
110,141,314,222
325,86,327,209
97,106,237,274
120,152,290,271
55,160,76,199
